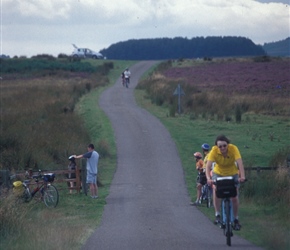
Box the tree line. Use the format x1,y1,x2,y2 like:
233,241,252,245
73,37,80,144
100,36,266,60
263,37,290,57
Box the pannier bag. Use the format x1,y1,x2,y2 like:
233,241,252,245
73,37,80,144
13,180,23,195
215,176,237,198
43,173,55,183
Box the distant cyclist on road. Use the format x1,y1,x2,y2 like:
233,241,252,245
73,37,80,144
205,135,246,230
124,68,131,88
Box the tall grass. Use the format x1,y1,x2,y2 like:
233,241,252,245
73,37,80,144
0,188,92,250
0,193,31,240
0,58,124,250
0,58,113,171
242,164,290,249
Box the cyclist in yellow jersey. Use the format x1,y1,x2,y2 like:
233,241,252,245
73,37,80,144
206,135,245,230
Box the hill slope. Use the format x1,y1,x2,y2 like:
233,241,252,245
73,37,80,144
100,36,266,60
263,37,290,57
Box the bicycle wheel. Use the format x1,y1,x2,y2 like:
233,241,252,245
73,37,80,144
206,186,212,208
22,187,32,202
43,184,59,208
225,200,232,246
199,185,206,204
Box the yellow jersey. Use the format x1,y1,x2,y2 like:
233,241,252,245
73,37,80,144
207,144,241,176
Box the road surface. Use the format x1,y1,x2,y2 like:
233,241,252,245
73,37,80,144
82,61,263,250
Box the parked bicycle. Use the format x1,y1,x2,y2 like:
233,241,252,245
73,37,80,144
214,176,245,246
199,183,212,208
12,170,59,208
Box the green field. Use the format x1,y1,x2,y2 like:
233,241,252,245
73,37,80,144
1,58,289,250
135,87,290,249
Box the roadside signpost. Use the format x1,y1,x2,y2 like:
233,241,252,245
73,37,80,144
173,84,185,114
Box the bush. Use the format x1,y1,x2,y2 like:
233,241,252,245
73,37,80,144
235,104,242,123
269,147,290,167
169,104,176,117
253,55,271,62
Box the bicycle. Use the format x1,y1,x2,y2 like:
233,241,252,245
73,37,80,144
214,176,240,246
199,183,212,208
124,77,130,88
121,76,125,87
12,170,59,208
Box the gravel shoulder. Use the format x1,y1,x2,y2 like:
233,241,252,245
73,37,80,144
82,61,263,250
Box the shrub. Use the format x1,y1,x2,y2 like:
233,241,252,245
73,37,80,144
31,54,56,60
253,55,271,62
235,104,242,123
57,53,69,59
269,147,290,167
169,104,176,117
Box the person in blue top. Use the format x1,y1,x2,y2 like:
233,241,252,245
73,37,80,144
74,144,99,198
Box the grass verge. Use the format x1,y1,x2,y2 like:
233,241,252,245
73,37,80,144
134,88,290,250
0,60,136,250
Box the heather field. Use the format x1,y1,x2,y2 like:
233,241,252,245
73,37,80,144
164,59,290,98
138,57,290,119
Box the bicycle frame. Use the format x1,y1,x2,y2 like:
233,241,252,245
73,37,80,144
24,177,46,201
16,171,59,208
214,176,237,246
200,183,212,208
221,197,234,246
221,199,234,225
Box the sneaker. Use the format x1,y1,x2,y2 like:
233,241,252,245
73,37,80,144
214,215,221,225
233,219,241,230
91,196,98,199
190,201,200,206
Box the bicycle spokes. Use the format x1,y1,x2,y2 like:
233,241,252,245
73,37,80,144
43,185,59,208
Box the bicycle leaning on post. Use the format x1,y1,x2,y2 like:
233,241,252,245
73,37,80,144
214,176,245,246
12,170,59,208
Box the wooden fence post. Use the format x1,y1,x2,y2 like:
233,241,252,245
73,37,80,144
0,170,11,189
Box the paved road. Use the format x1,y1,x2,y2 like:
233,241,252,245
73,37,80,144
82,61,263,250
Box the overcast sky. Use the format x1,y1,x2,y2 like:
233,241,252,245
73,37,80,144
1,0,289,57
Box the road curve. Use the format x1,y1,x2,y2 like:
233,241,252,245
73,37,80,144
82,61,263,250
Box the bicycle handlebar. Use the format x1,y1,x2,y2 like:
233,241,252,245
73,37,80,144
211,177,247,185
